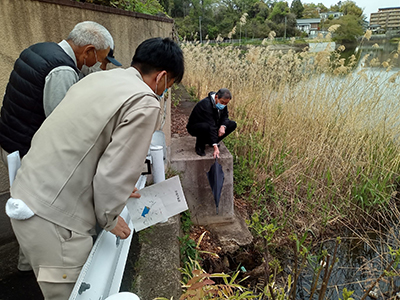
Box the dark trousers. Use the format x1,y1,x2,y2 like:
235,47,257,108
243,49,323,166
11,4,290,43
188,120,237,148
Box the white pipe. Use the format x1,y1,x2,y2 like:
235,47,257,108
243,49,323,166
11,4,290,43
150,145,165,184
150,144,168,223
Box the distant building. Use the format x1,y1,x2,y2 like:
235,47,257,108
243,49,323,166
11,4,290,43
319,11,343,20
370,7,400,31
369,24,383,34
296,18,321,35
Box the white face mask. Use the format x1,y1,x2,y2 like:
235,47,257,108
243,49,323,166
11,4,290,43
80,50,102,78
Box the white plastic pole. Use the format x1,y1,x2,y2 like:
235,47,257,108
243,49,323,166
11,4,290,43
150,145,165,183
150,145,168,223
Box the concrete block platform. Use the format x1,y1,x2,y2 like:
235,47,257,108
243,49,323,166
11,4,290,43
170,136,234,225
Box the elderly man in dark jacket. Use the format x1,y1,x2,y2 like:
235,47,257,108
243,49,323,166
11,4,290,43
187,88,236,158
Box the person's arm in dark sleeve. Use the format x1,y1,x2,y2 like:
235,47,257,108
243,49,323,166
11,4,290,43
220,107,230,127
189,100,219,144
198,101,219,144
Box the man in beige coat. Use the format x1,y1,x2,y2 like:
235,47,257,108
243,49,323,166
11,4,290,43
7,37,184,300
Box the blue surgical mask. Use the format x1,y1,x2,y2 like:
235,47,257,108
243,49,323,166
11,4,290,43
216,103,226,110
159,88,168,98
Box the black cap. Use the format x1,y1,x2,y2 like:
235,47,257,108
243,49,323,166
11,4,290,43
107,48,122,66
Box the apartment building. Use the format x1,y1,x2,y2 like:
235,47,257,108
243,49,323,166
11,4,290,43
370,7,400,30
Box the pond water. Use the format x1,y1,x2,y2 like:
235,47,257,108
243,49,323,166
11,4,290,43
291,40,400,300
358,42,400,68
295,227,400,299
292,40,400,142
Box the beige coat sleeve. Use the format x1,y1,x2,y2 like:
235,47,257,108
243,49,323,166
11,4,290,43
93,96,160,231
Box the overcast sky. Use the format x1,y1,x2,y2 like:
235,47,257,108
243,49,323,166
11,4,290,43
289,0,400,22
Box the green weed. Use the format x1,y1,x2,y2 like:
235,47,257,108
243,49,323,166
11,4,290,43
171,84,181,107
181,210,193,235
178,234,198,265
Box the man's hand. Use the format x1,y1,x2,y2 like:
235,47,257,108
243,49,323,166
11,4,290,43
218,125,226,137
110,216,131,239
130,187,141,198
213,145,220,159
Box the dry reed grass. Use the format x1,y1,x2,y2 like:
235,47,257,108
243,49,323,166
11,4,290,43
181,39,400,241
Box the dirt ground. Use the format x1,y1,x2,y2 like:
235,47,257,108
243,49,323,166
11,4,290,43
170,84,194,138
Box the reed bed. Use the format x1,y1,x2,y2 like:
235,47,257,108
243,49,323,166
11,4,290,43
181,37,400,241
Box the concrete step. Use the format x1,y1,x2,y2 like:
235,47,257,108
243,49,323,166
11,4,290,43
170,136,234,225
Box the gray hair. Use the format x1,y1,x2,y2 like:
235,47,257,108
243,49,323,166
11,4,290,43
216,88,232,99
67,21,113,50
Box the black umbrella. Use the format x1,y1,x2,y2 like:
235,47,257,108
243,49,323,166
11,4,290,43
206,158,224,214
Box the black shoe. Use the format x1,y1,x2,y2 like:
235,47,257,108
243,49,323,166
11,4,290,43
195,146,206,156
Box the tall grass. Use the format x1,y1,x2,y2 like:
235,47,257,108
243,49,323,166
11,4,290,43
181,36,400,240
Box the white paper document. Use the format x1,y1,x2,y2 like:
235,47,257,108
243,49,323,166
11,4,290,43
126,175,188,232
